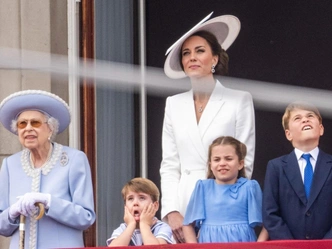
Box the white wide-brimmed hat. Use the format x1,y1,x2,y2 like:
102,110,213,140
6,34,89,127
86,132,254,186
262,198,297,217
164,12,241,79
0,90,71,134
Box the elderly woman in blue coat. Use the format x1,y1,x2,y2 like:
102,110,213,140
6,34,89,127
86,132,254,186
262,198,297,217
0,90,95,249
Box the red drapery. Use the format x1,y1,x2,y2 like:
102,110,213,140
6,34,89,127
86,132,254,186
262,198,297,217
65,239,332,249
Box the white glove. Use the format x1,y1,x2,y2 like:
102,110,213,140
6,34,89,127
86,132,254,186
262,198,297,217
8,198,23,221
20,192,51,217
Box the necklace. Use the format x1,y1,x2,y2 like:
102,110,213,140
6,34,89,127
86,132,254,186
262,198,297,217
21,142,62,249
30,143,53,168
198,105,203,113
22,142,62,177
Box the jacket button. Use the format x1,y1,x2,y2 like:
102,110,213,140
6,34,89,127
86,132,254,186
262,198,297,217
306,212,311,216
184,169,190,175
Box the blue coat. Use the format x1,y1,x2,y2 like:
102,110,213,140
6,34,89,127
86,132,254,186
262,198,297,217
0,143,96,249
263,149,332,240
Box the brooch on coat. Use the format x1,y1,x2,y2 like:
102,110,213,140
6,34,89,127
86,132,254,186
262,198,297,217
60,152,69,166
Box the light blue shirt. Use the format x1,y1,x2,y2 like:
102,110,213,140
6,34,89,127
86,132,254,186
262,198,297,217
294,147,319,182
107,219,173,246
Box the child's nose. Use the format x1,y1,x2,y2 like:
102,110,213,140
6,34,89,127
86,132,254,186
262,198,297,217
302,117,309,122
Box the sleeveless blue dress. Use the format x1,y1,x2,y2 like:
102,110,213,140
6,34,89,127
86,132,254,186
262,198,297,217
183,177,262,243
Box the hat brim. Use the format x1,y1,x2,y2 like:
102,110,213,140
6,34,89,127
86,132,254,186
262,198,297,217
0,90,71,134
164,13,241,79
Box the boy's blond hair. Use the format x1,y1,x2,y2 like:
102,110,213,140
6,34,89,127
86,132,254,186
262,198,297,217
121,177,160,203
282,101,322,130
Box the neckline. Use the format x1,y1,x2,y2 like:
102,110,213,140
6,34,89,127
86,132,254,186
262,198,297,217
29,143,53,168
21,142,63,176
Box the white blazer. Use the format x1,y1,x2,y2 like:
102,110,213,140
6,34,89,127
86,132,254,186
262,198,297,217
160,80,255,219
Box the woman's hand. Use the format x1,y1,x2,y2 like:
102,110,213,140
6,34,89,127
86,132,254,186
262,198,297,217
167,211,185,243
20,193,50,216
8,198,23,221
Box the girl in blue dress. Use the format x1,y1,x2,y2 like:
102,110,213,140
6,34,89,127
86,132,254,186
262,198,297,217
183,136,268,243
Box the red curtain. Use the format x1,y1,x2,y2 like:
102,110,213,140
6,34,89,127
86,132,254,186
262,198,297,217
67,239,332,249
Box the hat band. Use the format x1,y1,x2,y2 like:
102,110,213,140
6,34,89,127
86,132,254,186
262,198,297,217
15,109,51,120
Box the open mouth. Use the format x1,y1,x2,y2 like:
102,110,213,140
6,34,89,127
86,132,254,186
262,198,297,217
133,210,140,218
303,125,312,131
25,135,36,138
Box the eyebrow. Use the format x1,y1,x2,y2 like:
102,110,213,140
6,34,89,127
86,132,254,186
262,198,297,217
17,118,42,121
293,111,315,117
182,45,206,51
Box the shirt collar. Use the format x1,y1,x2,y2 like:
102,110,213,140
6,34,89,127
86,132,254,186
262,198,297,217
294,147,319,161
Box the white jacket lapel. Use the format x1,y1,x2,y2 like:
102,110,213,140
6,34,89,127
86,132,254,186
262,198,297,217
198,81,225,138
182,90,207,162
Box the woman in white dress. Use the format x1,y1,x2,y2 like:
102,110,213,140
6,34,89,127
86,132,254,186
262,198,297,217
160,13,255,243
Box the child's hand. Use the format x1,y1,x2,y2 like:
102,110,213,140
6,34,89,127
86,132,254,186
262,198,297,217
139,203,157,227
123,206,136,227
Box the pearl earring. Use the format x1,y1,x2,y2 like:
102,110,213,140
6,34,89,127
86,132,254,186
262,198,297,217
211,65,215,74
